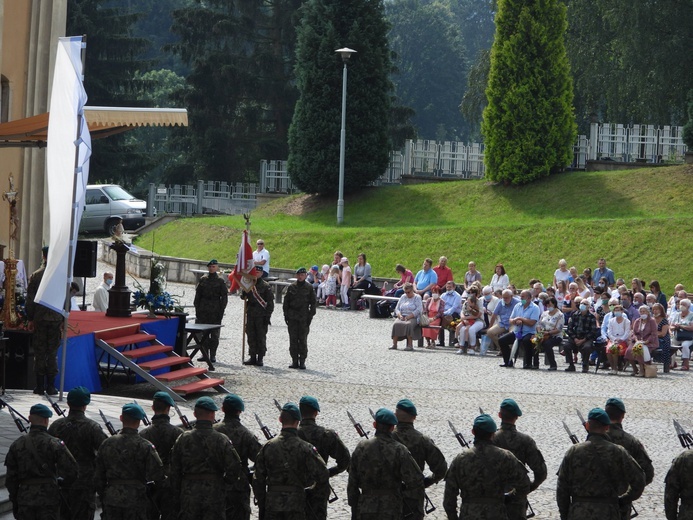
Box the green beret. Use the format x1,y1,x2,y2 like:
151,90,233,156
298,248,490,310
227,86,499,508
207,259,218,266
282,402,302,421
153,391,175,407
605,397,626,413
122,402,146,420
223,394,245,412
396,399,417,416
588,407,611,425
67,386,91,407
195,396,219,411
374,408,398,426
473,414,497,433
30,403,53,418
299,396,320,412
296,267,307,274
500,398,522,417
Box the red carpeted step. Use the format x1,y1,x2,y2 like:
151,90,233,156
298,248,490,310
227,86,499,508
171,378,225,395
138,356,192,371
155,366,208,382
122,345,173,359
106,333,157,348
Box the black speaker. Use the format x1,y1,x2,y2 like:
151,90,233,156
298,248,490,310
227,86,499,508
73,240,98,278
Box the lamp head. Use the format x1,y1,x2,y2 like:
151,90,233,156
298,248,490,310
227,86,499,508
335,47,357,63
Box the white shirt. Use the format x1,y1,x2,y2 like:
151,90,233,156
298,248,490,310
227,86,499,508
253,248,270,274
93,282,110,312
490,273,509,292
607,316,631,342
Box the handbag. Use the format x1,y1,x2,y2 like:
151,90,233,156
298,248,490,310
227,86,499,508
676,328,693,342
420,313,431,326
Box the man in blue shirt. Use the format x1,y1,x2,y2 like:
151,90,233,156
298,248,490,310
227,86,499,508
439,280,462,346
488,289,520,362
509,290,541,370
593,258,615,288
414,258,438,297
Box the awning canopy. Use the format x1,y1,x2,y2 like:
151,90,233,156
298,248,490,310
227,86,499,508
0,106,188,147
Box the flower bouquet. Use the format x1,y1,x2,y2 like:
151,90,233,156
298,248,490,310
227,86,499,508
132,258,182,316
531,330,545,352
445,318,461,332
631,341,645,358
608,341,620,355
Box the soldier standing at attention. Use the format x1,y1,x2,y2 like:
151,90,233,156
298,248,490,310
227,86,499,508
171,396,243,520
665,446,693,519
492,398,547,520
283,267,317,369
603,397,654,519
94,403,164,520
242,266,275,366
556,408,645,520
253,402,329,520
194,258,228,363
139,392,184,520
26,246,63,395
444,414,530,520
214,394,263,520
348,408,424,520
297,396,351,520
392,399,447,520
5,404,78,520
47,386,108,520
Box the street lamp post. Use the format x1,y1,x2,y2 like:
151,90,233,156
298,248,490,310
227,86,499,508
335,47,356,225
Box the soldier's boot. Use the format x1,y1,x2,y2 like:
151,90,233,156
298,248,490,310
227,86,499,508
298,357,306,370
46,375,58,396
256,355,264,367
243,355,257,366
33,374,45,395
289,358,299,369
209,347,217,363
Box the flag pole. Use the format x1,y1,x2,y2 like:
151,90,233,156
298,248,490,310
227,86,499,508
241,213,251,363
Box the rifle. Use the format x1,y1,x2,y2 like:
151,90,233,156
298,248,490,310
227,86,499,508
99,409,118,436
135,400,150,426
173,402,192,430
562,420,580,445
575,409,587,432
254,413,275,440
673,419,693,449
448,420,470,448
8,406,28,433
44,392,66,417
273,399,282,412
346,411,369,439
0,397,30,424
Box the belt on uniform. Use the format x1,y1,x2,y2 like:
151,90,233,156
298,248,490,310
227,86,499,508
108,479,143,486
572,496,618,505
20,478,54,485
184,473,223,481
268,485,304,493
465,497,503,504
361,489,399,496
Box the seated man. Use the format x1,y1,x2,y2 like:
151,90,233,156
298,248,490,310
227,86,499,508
488,289,520,361
433,256,454,291
413,258,438,298
509,290,541,369
439,280,462,346
564,298,599,373
478,286,500,355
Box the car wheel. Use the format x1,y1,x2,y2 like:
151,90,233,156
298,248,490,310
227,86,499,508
105,218,120,236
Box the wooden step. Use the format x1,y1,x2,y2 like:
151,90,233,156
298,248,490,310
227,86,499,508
106,333,157,348
122,345,173,359
138,356,192,371
171,378,225,395
155,366,208,382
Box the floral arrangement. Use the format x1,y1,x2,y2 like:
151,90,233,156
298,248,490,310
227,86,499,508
446,318,461,331
531,330,545,352
608,341,620,355
632,341,645,358
132,258,181,314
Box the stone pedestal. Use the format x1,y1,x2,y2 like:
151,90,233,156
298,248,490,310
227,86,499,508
106,241,131,318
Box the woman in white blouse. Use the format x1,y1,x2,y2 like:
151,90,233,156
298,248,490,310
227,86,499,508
490,263,509,293
536,297,564,371
671,298,693,371
606,304,631,376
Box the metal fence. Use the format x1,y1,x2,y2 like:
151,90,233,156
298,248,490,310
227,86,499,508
588,123,687,162
148,180,258,216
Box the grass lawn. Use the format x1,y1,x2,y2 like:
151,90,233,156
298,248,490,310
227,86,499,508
134,164,693,292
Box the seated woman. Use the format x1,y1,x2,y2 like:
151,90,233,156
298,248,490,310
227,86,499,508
605,304,631,375
555,280,567,308
490,263,509,293
582,268,593,288
575,277,592,299
463,261,482,295
631,278,646,298
561,283,579,320
624,305,658,376
535,297,564,371
598,277,612,296
422,286,445,348
352,253,373,292
390,282,422,351
553,259,571,288
455,288,483,355
652,303,672,372
671,298,693,371
649,280,668,312
392,264,415,297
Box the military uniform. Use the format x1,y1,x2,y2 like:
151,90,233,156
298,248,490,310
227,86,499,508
665,449,693,520
47,409,108,520
253,427,329,520
5,422,78,520
170,420,243,520
215,415,263,520
241,276,274,364
556,432,645,520
493,422,547,520
140,413,184,520
283,272,316,368
194,269,228,361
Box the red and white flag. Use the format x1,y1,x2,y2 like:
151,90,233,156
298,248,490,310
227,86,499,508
229,230,260,293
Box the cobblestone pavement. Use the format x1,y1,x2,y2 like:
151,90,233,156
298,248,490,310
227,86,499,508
82,260,692,519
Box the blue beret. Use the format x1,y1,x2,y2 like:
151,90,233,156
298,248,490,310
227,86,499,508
605,398,626,413
153,391,175,407
374,408,398,426
396,399,417,416
30,403,53,418
588,408,611,425
207,259,218,266
195,396,219,411
67,386,91,407
299,396,320,412
311,265,319,272
500,398,522,417
473,414,497,433
122,402,146,420
282,402,302,421
296,267,307,274
223,394,245,412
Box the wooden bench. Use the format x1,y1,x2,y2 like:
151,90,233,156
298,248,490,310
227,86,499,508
362,294,400,318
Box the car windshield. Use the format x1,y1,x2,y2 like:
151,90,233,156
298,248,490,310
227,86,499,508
102,185,137,201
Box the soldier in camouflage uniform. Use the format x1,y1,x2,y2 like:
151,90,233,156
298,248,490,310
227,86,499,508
392,399,447,520
94,402,165,520
444,414,530,520
253,402,329,520
5,403,78,520
26,246,63,395
348,408,424,520
194,259,228,362
47,386,108,520
297,396,351,520
214,394,263,520
492,398,547,520
171,396,243,520
283,267,317,369
139,391,184,520
603,397,654,520
556,408,645,520
665,448,693,520
242,266,275,366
